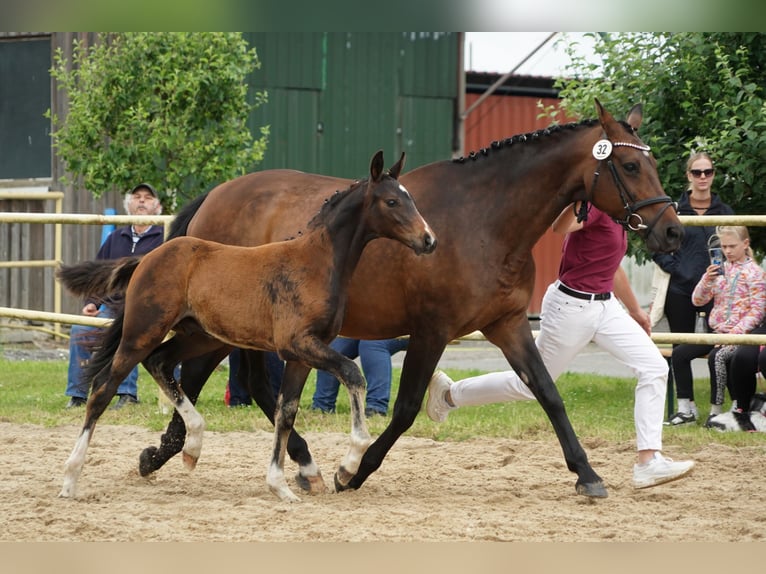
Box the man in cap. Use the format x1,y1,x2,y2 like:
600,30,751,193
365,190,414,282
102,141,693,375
64,183,165,409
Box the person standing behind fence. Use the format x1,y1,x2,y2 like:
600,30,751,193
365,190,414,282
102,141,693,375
652,152,734,422
668,226,766,426
64,183,164,410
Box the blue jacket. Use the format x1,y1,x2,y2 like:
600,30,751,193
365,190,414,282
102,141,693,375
652,190,734,298
86,225,164,307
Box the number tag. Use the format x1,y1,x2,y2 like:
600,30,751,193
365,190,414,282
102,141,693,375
592,140,612,160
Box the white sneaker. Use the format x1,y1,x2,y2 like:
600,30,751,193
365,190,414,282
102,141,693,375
426,370,455,422
632,452,695,489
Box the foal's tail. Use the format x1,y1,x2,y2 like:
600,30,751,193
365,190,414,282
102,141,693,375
56,257,142,299
81,304,126,392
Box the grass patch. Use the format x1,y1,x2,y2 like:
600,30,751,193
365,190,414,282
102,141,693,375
0,357,763,451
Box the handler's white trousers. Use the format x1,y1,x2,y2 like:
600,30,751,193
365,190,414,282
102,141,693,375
450,281,668,452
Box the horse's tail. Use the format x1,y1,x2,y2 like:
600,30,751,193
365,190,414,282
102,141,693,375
56,257,142,299
168,192,209,239
81,304,126,392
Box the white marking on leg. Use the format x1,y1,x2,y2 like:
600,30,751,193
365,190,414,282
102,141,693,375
339,387,372,479
267,459,300,503
174,396,206,469
59,429,92,498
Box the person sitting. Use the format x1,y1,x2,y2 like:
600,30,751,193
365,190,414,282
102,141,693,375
311,337,409,417
64,183,164,410
667,226,766,426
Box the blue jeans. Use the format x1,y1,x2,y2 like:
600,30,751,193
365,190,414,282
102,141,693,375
312,337,409,415
227,348,285,406
66,306,138,399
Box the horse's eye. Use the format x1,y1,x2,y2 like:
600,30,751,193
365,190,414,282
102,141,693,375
386,199,398,207
623,162,639,174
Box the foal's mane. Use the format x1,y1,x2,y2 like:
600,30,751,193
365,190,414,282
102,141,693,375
305,176,369,231
453,118,635,163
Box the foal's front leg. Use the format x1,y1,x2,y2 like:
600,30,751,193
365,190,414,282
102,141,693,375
266,361,320,502
331,356,373,489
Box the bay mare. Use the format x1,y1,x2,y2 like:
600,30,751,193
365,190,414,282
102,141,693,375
135,101,682,498
56,151,436,501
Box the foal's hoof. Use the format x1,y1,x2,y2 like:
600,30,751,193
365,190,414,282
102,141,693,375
333,468,357,493
139,446,159,477
575,480,608,498
295,471,327,495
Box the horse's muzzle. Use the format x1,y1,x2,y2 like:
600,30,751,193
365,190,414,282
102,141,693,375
418,231,437,255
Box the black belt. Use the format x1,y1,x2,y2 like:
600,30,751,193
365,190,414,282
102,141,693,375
557,282,611,301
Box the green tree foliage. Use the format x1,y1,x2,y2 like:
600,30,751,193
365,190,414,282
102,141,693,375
47,32,269,211
543,33,766,260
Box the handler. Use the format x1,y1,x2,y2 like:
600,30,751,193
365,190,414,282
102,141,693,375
426,202,695,489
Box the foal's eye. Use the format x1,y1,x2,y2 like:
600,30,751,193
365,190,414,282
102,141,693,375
623,162,639,174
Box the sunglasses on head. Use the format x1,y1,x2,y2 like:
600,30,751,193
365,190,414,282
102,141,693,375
690,168,715,178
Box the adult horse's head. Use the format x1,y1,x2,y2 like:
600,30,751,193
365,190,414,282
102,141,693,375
363,150,437,256
585,99,683,253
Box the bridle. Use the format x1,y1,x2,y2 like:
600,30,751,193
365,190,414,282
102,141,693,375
580,137,677,234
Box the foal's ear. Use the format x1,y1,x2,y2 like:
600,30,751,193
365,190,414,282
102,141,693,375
370,150,385,181
625,103,643,132
388,152,406,180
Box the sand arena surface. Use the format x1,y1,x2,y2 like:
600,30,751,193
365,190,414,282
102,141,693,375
1,421,764,542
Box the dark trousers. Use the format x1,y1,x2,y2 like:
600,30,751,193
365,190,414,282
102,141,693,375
728,322,766,412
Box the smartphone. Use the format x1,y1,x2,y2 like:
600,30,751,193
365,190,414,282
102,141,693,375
709,247,724,275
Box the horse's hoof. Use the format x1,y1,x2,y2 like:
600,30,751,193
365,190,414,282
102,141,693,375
575,480,608,498
139,446,158,477
295,471,327,495
182,450,198,471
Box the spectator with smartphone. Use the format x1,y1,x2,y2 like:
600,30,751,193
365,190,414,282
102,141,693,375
668,226,766,426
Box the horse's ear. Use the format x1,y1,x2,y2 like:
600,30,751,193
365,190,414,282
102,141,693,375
595,98,615,128
388,152,406,180
370,150,385,181
626,103,643,132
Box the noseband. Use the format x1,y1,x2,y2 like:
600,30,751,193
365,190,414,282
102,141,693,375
582,139,676,234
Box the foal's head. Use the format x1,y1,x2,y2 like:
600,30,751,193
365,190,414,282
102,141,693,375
360,150,437,256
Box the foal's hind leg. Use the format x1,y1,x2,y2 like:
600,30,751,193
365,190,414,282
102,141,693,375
60,358,137,498
143,334,225,471
138,349,228,477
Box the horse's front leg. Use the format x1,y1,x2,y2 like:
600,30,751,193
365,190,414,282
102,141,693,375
239,349,325,494
343,335,444,491
266,361,320,502
492,326,607,498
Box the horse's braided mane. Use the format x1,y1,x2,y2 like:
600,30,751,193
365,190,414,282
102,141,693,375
452,117,635,163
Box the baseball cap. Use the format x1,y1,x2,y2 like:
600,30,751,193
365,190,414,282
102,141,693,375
130,183,158,198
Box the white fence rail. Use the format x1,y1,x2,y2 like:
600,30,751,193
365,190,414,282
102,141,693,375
3,212,766,347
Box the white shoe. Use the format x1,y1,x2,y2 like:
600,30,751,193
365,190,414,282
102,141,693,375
632,452,695,489
426,370,455,422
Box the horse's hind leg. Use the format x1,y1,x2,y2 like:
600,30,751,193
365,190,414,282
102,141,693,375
143,334,225,471
138,348,228,477
240,349,324,494
60,359,137,498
